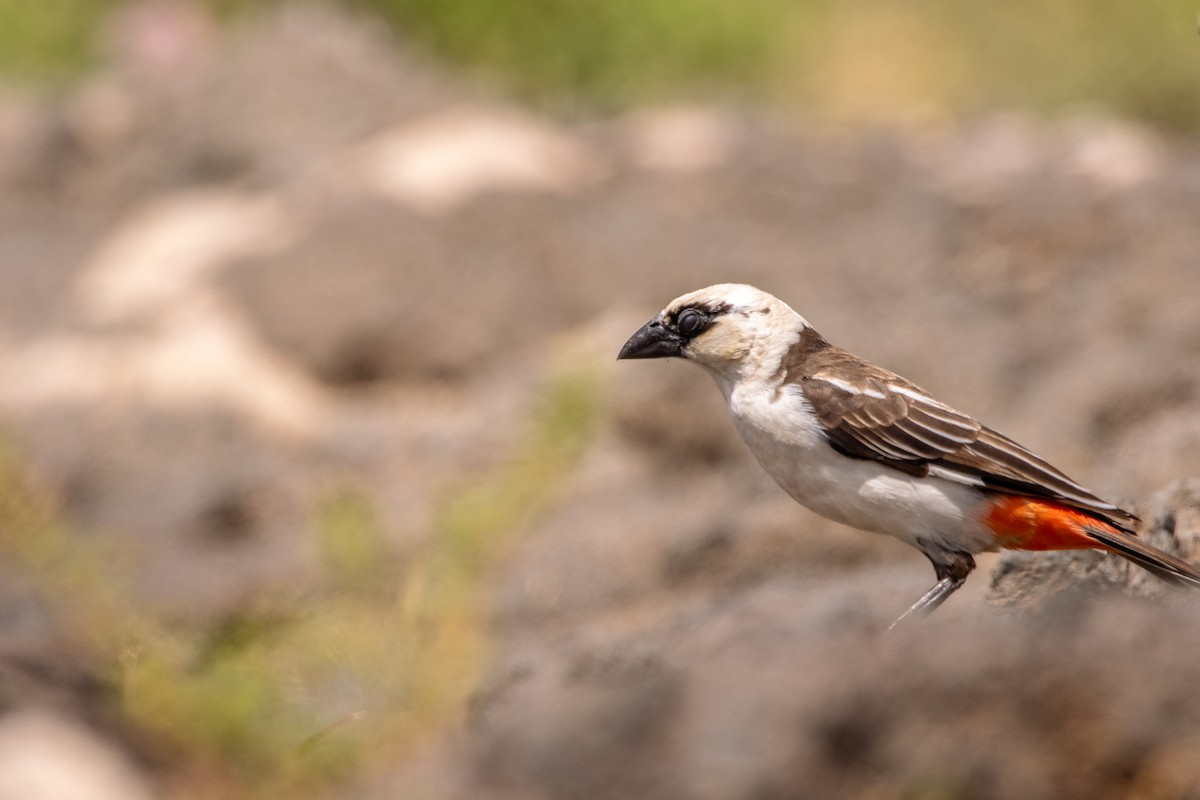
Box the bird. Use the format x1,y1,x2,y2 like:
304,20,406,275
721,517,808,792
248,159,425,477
618,283,1200,625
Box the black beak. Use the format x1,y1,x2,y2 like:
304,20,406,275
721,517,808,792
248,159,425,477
618,316,683,360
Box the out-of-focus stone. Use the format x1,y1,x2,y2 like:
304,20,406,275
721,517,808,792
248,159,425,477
0,712,151,800
623,105,738,173
1063,116,1163,190
353,104,609,214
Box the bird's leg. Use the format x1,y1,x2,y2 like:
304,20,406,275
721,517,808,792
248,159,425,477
888,552,976,630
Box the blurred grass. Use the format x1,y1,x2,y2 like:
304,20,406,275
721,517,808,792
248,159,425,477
366,0,788,105
1,0,1198,129
0,365,602,798
0,0,111,81
0,0,250,82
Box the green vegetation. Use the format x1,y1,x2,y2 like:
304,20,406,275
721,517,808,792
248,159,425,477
1,0,1197,128
0,366,603,798
0,0,109,81
368,0,786,105
0,0,250,82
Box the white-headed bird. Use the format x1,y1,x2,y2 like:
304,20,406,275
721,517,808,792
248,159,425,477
619,284,1200,625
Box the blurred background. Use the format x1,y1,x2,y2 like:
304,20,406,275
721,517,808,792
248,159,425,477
1,1,1200,798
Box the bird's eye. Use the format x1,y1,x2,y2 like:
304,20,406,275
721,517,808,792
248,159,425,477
677,309,706,336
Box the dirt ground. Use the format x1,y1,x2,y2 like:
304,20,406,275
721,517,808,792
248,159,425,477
1,5,1199,798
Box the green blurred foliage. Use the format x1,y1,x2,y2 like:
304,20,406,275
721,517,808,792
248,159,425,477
0,0,110,80
1,0,1197,128
0,365,604,799
365,0,787,105
920,0,1200,129
0,0,249,81
317,486,394,593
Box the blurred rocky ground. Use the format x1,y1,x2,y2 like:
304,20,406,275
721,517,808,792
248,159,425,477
0,3,1199,798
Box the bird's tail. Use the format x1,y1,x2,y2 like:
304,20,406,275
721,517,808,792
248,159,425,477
1084,525,1200,590
985,496,1200,589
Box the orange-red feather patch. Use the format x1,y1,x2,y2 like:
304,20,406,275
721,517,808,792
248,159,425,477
984,496,1108,552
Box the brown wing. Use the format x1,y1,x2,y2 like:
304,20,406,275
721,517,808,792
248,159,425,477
795,347,1138,532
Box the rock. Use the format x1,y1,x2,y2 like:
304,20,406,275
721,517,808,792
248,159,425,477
2,5,1200,796
0,711,152,800
465,576,1200,800
462,483,1200,800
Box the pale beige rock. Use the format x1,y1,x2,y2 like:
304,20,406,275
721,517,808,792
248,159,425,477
353,105,609,214
623,105,738,173
0,712,151,800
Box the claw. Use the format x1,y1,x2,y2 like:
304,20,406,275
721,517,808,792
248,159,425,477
887,551,976,630
887,575,968,630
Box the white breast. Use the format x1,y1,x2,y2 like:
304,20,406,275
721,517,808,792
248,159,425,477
724,380,996,557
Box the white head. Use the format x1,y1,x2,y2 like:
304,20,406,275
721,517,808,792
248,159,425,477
618,284,810,386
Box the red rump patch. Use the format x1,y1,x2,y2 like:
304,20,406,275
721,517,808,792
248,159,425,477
985,496,1108,552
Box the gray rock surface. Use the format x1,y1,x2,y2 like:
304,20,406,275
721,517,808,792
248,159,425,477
1,5,1198,797
463,484,1200,800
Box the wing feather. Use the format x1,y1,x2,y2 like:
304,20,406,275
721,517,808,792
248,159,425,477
796,353,1137,532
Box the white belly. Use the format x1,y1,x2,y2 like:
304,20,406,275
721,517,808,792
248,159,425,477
727,384,996,556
